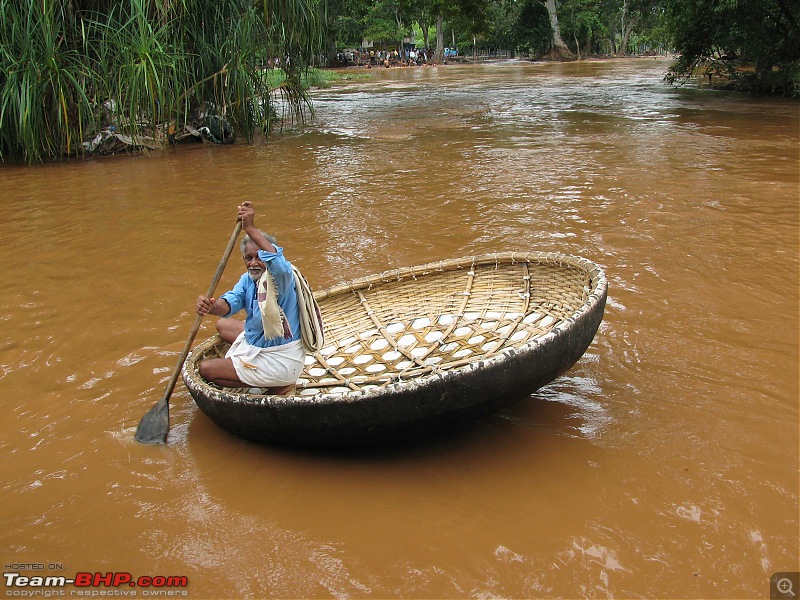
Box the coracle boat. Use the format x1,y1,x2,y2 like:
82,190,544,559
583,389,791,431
182,252,607,447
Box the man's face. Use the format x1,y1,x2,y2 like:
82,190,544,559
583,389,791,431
243,242,266,281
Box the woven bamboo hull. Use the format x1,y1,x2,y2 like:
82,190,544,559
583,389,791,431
182,252,607,447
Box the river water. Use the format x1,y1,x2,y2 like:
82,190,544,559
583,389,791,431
1,58,798,598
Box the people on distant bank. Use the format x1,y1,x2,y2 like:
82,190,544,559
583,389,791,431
336,47,448,68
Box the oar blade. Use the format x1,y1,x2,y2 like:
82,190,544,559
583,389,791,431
134,399,170,444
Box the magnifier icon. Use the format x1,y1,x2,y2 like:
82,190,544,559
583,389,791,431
778,577,796,597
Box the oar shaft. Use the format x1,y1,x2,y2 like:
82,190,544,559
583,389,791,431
159,220,242,402
204,221,243,300
135,220,243,444
159,313,203,403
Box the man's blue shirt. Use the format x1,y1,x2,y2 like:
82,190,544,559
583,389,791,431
220,245,301,348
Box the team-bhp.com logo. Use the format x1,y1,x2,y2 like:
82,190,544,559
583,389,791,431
4,571,189,597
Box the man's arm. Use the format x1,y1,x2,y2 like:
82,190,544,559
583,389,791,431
238,200,296,295
238,201,276,252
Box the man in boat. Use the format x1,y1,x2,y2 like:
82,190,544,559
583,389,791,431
195,201,304,395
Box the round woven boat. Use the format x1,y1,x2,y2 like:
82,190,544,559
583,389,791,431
182,252,607,447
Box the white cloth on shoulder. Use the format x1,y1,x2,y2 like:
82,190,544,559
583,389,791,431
257,270,291,341
291,265,325,353
257,263,324,353
225,333,304,387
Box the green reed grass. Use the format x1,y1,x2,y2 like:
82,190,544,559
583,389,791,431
0,0,94,162
89,0,188,141
1,0,323,163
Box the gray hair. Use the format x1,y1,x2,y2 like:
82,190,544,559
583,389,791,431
240,230,278,255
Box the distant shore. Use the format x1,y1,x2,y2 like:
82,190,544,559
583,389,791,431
327,53,677,71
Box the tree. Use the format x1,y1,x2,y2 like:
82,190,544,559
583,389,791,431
486,0,520,51
575,10,605,56
429,0,453,62
664,0,800,96
408,0,434,50
617,0,637,54
559,0,608,57
484,0,550,57
612,0,662,54
323,0,371,59
543,0,571,55
425,0,486,62
362,0,409,50
519,0,553,56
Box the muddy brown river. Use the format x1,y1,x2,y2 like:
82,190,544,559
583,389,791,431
1,58,798,598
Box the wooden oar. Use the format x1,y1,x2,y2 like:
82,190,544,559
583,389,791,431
134,220,242,444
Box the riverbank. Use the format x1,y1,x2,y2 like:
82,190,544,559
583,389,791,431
6,53,787,163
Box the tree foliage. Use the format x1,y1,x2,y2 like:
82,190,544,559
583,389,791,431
664,0,800,95
558,0,608,56
488,0,552,57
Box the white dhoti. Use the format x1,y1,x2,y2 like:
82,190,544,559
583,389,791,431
225,334,305,387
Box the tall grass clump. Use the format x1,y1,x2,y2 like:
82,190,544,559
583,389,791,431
179,0,277,138
0,0,94,162
0,0,324,163
88,0,188,142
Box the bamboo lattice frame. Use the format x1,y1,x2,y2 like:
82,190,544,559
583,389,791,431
188,252,600,398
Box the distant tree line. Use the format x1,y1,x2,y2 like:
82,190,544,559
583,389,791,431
327,0,799,94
